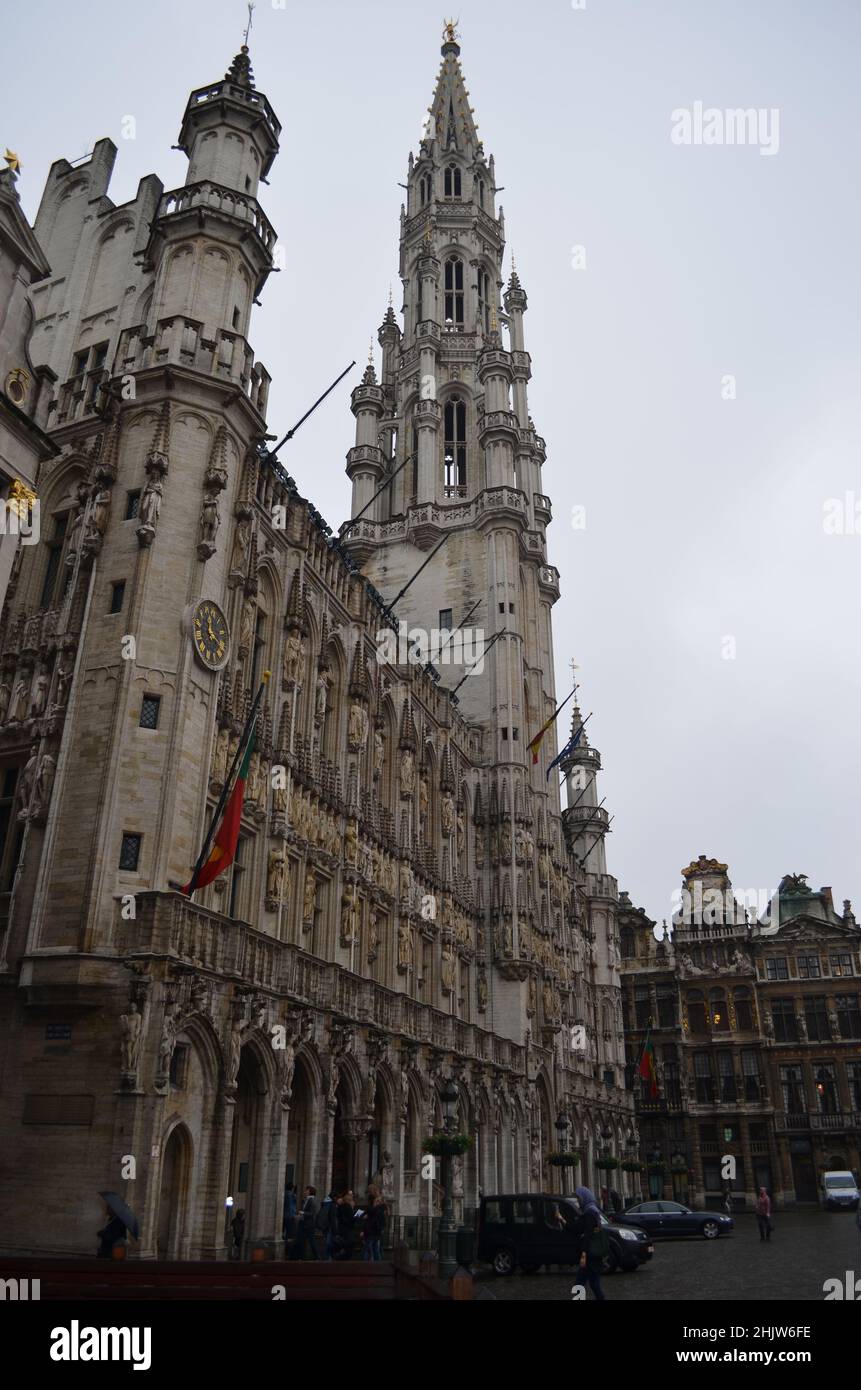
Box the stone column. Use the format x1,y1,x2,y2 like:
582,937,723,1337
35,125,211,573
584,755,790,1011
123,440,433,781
198,1092,236,1259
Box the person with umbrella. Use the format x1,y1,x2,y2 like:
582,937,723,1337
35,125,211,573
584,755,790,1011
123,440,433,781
97,1191,139,1259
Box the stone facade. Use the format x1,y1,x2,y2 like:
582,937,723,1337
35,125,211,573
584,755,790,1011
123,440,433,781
0,165,57,617
0,32,633,1260
620,858,861,1207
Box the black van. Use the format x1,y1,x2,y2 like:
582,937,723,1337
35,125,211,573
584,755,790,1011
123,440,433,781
476,1193,653,1276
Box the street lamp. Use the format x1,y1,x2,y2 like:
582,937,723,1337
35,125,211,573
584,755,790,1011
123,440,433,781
438,1078,459,1278
555,1111,570,1194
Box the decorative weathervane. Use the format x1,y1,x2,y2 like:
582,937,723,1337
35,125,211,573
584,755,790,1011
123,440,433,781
443,17,460,44
243,1,255,45
4,149,21,177
570,658,580,702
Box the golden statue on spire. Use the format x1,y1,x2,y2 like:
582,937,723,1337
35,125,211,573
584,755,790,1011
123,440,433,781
443,18,460,43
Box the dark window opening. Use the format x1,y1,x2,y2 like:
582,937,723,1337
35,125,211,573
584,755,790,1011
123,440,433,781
109,581,126,614
119,833,142,871
40,514,69,610
139,695,161,730
125,491,141,520
439,610,453,631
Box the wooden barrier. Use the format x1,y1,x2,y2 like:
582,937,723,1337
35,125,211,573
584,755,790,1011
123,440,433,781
0,1257,451,1302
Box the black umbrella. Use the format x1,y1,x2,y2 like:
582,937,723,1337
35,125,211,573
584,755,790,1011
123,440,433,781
98,1191,140,1241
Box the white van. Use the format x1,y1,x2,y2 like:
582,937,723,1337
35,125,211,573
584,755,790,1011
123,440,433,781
821,1171,859,1210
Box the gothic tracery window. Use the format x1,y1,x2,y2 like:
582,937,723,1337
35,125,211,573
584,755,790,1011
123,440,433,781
444,164,462,198
444,256,464,326
443,395,467,496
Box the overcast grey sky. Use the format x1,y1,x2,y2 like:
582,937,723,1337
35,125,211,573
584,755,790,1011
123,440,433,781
5,0,860,924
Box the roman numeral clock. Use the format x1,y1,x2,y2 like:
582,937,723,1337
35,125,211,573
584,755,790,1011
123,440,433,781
187,599,231,672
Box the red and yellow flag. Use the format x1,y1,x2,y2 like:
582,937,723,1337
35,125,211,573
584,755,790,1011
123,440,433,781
181,729,254,894
638,1035,659,1099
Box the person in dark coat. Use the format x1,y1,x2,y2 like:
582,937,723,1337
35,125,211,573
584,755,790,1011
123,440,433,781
755,1187,772,1241
361,1186,386,1261
571,1186,607,1301
292,1186,319,1260
230,1207,246,1260
335,1190,356,1259
96,1203,127,1259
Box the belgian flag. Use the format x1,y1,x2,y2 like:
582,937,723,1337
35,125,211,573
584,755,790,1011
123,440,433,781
181,729,254,895
638,1033,659,1099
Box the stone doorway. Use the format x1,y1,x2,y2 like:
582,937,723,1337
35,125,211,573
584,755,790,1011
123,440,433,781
156,1124,191,1259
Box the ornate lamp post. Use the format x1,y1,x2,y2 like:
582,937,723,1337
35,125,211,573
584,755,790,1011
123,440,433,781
438,1077,459,1278
555,1111,570,1194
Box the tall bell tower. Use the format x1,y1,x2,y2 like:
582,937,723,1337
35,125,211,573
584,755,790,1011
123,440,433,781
344,23,568,1043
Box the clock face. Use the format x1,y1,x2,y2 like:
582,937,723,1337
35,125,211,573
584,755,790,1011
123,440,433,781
192,601,230,670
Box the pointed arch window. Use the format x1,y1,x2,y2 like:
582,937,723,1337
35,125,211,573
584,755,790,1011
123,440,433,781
444,256,464,327
477,268,492,335
477,179,485,209
444,395,467,497
419,174,432,207
444,164,462,198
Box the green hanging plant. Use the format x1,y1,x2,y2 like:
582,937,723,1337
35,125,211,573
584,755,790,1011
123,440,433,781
595,1155,618,1171
422,1133,473,1158
621,1159,644,1174
545,1150,580,1168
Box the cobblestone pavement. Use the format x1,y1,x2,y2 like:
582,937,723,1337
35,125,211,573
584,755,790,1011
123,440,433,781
473,1210,861,1301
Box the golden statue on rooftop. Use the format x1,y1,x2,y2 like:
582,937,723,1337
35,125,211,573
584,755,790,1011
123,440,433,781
443,18,460,43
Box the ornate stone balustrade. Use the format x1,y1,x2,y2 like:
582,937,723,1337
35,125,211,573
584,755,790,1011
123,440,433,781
123,891,527,1070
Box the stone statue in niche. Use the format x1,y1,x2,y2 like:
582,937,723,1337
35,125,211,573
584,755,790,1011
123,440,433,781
53,661,71,712
197,489,221,558
137,475,163,547
400,749,415,795
0,679,10,724
239,595,256,652
30,666,49,720
33,752,56,815
348,701,369,750
229,515,252,576
282,630,301,685
17,746,38,819
303,871,317,923
397,922,413,970
267,848,286,902
119,1000,142,1076
373,727,385,777
11,676,30,724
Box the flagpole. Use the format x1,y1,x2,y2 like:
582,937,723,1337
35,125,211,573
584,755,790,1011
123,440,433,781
578,811,612,867
528,682,579,765
186,671,270,898
549,711,593,782
341,452,415,535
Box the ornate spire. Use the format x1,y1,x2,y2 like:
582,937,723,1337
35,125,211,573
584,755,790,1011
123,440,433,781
348,638,370,701
225,44,255,89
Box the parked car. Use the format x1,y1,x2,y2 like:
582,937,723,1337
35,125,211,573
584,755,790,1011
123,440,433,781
613,1200,733,1240
476,1192,654,1275
821,1171,860,1211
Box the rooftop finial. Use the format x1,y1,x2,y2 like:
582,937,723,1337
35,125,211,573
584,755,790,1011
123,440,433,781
243,1,255,45
3,149,21,178
388,284,393,308
443,17,460,44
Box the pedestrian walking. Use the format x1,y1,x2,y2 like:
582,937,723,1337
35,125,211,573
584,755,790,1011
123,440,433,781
336,1189,357,1259
610,1188,622,1214
229,1207,245,1260
571,1185,608,1301
292,1185,319,1260
756,1187,772,1242
317,1191,338,1260
282,1182,298,1243
96,1201,128,1259
362,1185,386,1261
723,1186,733,1217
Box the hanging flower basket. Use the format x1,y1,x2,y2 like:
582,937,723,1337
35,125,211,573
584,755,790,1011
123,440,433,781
595,1155,618,1171
422,1133,473,1158
545,1150,580,1168
621,1159,644,1174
